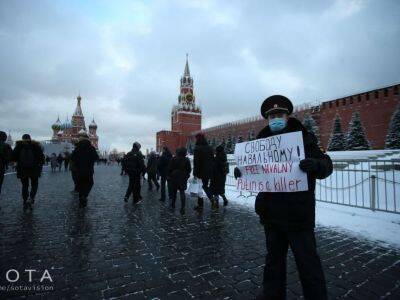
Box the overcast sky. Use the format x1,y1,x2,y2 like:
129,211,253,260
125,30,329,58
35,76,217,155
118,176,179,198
0,0,399,152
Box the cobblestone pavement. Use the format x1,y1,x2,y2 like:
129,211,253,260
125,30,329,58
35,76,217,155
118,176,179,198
0,165,399,299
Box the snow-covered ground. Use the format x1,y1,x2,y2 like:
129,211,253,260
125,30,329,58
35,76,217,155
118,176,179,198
223,187,400,248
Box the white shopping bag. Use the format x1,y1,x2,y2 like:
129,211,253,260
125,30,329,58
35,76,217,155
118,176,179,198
186,177,204,197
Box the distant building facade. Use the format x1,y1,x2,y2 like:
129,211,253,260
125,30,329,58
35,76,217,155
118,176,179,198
156,56,202,153
51,95,99,149
186,83,400,151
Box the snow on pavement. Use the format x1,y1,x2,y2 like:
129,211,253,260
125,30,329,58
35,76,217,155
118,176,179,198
224,187,400,248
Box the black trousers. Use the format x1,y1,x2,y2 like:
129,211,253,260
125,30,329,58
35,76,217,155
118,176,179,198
171,186,186,208
160,176,172,201
0,171,4,195
125,174,141,201
76,173,94,199
148,173,159,190
71,171,78,191
263,226,327,300
201,178,213,199
20,176,39,201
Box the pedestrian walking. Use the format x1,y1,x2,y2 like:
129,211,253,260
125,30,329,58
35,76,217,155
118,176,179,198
210,144,229,209
235,95,333,300
123,142,145,204
120,155,127,175
168,147,191,215
57,153,63,172
157,146,172,202
70,133,99,207
69,158,78,194
146,151,160,191
64,151,70,171
11,134,45,209
193,133,214,212
50,153,58,172
0,131,12,198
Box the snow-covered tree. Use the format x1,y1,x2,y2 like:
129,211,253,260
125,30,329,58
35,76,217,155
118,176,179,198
226,135,233,154
345,111,371,150
327,114,346,151
247,129,255,141
385,104,400,149
238,136,243,143
303,113,320,146
232,136,237,152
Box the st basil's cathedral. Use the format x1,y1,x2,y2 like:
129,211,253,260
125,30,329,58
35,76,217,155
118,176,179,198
51,95,99,149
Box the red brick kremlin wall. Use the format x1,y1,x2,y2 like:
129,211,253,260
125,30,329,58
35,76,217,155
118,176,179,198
188,83,400,150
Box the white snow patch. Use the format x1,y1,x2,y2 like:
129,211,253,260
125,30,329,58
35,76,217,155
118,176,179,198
224,187,400,248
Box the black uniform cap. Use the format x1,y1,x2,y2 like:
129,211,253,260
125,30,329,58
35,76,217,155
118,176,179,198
260,95,294,119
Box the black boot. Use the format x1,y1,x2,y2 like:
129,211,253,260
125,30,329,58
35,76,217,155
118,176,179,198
180,197,186,215
194,197,204,212
222,195,228,206
79,196,85,208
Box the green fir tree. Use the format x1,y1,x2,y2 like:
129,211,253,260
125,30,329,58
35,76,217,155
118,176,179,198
385,104,400,149
345,111,371,150
327,114,346,151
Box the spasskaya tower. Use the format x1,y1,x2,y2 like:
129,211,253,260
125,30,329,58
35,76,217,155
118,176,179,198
156,55,202,153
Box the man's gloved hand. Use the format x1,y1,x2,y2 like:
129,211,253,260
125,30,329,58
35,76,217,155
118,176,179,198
234,167,242,179
299,158,320,173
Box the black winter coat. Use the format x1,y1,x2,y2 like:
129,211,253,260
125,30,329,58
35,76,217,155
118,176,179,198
11,140,45,179
0,141,12,173
193,144,214,179
146,153,158,176
168,152,192,190
255,117,333,230
70,139,99,176
210,151,229,195
124,149,145,176
157,150,172,177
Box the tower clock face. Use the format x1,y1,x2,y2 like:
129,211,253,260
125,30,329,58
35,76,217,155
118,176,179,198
186,94,193,102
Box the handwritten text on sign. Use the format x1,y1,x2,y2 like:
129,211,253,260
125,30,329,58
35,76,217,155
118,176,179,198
234,131,308,193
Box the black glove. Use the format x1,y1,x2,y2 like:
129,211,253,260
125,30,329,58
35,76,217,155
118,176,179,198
299,158,320,173
234,167,242,179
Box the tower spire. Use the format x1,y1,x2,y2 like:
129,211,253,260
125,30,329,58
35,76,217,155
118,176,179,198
183,53,190,77
74,94,83,116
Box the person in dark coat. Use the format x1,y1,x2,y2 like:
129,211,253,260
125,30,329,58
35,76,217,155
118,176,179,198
120,154,127,175
123,142,146,204
168,147,191,214
70,134,99,207
193,133,214,212
11,134,45,208
210,144,229,208
64,151,70,171
146,151,160,191
157,146,172,202
0,131,12,197
235,95,332,300
57,153,63,172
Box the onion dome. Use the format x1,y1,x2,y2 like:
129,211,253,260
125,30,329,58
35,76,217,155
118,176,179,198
89,118,97,129
52,117,62,131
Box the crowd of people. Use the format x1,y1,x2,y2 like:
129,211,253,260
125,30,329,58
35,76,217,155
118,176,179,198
48,152,70,172
0,129,230,213
0,132,99,208
0,94,334,299
117,132,230,215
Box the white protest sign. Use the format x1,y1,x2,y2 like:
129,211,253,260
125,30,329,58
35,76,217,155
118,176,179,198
234,131,308,193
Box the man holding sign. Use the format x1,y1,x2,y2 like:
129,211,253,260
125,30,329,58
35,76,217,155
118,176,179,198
234,95,332,300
